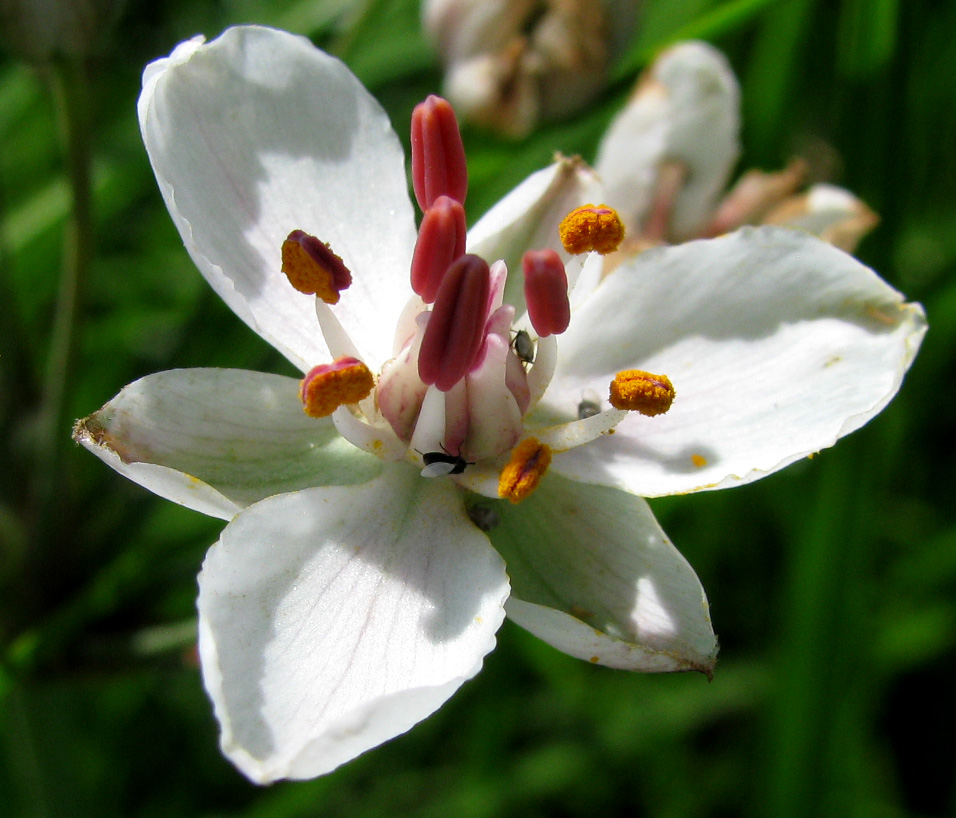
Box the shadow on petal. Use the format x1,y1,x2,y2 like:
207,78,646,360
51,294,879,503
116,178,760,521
488,473,717,674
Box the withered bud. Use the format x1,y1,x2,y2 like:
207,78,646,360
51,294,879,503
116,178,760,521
424,0,638,138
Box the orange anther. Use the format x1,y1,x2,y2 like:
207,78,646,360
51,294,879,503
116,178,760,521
609,370,675,416
498,438,552,503
281,230,352,303
559,204,625,255
300,357,374,418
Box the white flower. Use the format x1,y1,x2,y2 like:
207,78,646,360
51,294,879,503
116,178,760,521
74,26,926,784
597,41,880,253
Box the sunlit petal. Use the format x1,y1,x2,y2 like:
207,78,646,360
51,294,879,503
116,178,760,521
139,26,417,371
199,465,510,783
548,227,927,496
488,474,717,673
74,368,381,517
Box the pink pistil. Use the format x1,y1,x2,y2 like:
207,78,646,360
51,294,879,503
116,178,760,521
522,249,570,337
419,254,490,392
411,95,468,211
410,195,467,303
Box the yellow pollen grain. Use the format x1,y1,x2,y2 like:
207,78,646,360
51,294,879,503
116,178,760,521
609,370,675,416
498,437,552,504
559,204,625,255
300,362,374,418
281,236,346,303
691,453,707,468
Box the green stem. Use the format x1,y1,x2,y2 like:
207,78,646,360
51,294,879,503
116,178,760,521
0,174,37,433
764,442,868,818
1,683,50,818
328,0,391,62
32,56,93,538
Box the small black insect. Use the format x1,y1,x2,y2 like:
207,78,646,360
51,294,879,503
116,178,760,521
577,398,601,419
512,329,535,365
418,444,474,477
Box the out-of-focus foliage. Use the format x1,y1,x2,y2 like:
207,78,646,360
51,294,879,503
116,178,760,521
1,0,953,816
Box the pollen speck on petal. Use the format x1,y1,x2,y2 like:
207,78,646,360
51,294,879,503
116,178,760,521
282,230,352,303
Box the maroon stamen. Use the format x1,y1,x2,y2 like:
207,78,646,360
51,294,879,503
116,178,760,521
411,95,468,211
418,254,490,392
522,249,570,337
410,196,467,303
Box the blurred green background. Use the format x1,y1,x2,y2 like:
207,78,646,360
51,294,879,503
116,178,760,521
1,0,954,815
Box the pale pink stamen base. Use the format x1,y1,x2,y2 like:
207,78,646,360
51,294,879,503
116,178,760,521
535,408,628,451
332,406,406,461
525,333,557,408
408,385,448,461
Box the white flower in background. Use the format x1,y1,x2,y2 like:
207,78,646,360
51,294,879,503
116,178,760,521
597,41,879,254
74,26,925,784
423,0,638,137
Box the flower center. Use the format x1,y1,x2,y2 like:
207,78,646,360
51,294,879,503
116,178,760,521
276,95,676,505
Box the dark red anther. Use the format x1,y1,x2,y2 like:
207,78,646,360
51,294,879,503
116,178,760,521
418,254,490,392
522,249,570,337
410,196,467,303
411,95,468,211
281,229,352,303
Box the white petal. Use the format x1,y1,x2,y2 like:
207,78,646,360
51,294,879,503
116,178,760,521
596,41,739,240
138,26,417,371
765,183,880,252
549,226,927,496
73,368,381,518
467,156,602,311
485,473,716,673
198,465,509,782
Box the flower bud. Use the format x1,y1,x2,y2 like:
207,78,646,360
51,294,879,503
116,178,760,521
424,0,636,138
